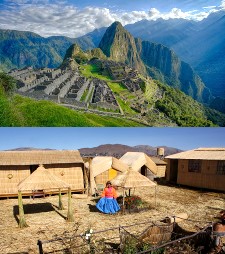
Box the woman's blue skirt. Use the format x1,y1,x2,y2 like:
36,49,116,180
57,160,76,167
96,197,120,214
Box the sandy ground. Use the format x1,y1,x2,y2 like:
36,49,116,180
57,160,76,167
0,182,224,254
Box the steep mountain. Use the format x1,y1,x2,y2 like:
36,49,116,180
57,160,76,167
79,144,183,158
99,22,211,103
0,29,76,71
124,11,225,100
99,21,146,73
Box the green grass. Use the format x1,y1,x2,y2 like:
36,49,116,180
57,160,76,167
116,98,137,115
80,89,88,102
80,64,112,81
107,81,127,94
0,91,145,126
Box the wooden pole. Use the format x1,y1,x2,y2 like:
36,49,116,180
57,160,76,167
89,158,95,196
122,188,125,215
58,188,64,210
67,187,74,222
18,191,28,228
83,164,89,195
37,240,43,254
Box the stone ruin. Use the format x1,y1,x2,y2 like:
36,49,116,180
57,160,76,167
8,66,119,112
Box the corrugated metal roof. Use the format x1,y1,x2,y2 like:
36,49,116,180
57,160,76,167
0,150,83,165
165,148,225,160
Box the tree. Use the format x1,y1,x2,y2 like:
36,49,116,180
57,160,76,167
0,72,16,96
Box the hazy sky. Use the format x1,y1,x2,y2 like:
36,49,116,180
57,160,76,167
0,127,225,151
0,0,224,37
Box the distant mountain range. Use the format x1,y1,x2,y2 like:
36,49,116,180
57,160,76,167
79,144,183,158
5,147,54,151
4,145,183,158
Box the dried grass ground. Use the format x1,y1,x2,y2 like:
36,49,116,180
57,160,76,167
0,181,224,254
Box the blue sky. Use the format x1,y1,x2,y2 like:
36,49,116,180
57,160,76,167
0,127,225,151
0,0,224,37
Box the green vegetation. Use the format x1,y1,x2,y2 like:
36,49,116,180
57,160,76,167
0,72,16,95
0,74,145,126
80,89,88,102
0,93,145,127
80,63,112,81
154,81,218,127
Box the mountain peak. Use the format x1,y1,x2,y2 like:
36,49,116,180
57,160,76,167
110,21,124,30
99,21,146,72
63,43,83,59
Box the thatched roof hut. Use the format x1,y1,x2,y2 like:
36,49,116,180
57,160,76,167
111,169,157,212
111,169,157,189
17,165,74,228
165,148,225,191
18,165,70,192
119,152,158,177
89,156,129,177
0,150,85,197
85,156,128,195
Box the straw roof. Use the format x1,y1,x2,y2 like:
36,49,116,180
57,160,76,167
150,157,167,165
112,157,129,172
111,169,157,189
18,165,70,191
86,156,127,177
119,152,157,175
165,148,225,160
0,150,83,165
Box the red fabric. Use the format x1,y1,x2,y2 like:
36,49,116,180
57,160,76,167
101,187,117,198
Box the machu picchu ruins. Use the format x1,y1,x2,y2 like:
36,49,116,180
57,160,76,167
7,55,179,127
8,58,154,116
8,61,123,113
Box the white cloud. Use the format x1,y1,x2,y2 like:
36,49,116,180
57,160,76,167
203,6,217,9
0,0,224,38
220,0,225,8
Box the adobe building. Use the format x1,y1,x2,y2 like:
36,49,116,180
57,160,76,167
165,148,225,192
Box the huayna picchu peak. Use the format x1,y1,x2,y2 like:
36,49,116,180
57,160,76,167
99,21,146,74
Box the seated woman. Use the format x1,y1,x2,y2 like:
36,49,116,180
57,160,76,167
213,210,225,249
96,181,120,214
